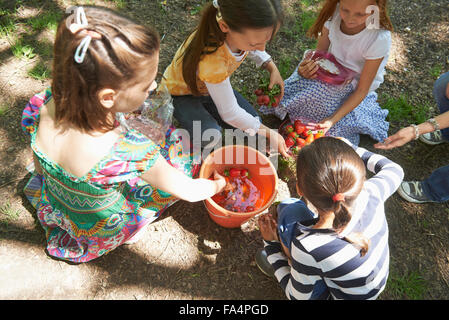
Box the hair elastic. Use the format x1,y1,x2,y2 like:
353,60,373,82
332,193,345,203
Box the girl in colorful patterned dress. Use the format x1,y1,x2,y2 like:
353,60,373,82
160,0,289,157
260,0,394,146
21,6,226,263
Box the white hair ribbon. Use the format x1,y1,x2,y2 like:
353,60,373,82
212,0,219,9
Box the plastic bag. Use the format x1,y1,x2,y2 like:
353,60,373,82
116,83,174,144
302,49,357,86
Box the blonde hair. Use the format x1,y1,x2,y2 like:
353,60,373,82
307,0,394,39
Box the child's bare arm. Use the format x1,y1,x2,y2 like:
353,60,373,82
316,26,330,52
140,155,226,202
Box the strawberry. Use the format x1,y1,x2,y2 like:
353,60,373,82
285,137,295,148
254,88,264,96
261,95,270,105
295,120,306,134
288,131,298,139
240,169,250,177
229,168,241,177
285,125,294,134
256,95,265,106
271,95,281,107
314,130,325,139
296,137,306,148
305,131,315,144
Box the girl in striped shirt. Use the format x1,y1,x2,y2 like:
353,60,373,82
257,137,404,299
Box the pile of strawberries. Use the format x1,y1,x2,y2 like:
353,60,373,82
283,119,324,154
255,83,281,108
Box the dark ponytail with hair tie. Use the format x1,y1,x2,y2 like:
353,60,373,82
296,137,370,257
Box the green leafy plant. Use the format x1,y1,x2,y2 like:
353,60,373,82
12,42,36,60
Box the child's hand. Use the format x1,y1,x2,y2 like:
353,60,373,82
298,59,319,79
268,66,285,101
257,213,279,242
315,118,334,134
374,126,415,150
213,170,227,193
270,129,291,158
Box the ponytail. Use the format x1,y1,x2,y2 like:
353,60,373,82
333,199,370,257
181,0,283,96
296,137,369,257
181,4,225,96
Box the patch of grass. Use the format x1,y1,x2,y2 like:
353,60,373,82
190,3,203,16
0,15,17,40
381,94,430,124
429,64,442,79
104,0,127,9
300,10,317,33
0,201,21,223
11,41,37,60
278,56,294,79
386,271,427,299
28,11,61,32
0,104,9,117
28,62,51,80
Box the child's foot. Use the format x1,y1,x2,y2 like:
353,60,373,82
419,130,447,145
255,248,275,278
397,181,438,203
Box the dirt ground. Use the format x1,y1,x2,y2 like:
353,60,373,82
0,0,448,300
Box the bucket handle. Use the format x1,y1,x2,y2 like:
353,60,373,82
208,209,231,219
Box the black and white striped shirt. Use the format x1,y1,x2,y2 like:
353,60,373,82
264,146,404,300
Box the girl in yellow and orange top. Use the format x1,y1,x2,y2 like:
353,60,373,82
160,0,289,157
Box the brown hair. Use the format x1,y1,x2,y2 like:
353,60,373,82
181,0,284,96
307,0,394,39
52,6,160,133
296,137,370,256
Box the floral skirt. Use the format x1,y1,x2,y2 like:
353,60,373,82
259,66,389,146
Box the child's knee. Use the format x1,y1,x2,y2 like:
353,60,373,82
434,73,449,103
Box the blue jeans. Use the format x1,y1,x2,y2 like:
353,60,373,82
172,91,259,149
277,198,329,300
422,72,449,202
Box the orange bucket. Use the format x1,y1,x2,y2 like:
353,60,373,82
199,145,278,228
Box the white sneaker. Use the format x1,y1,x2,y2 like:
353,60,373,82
397,181,437,204
419,130,447,145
